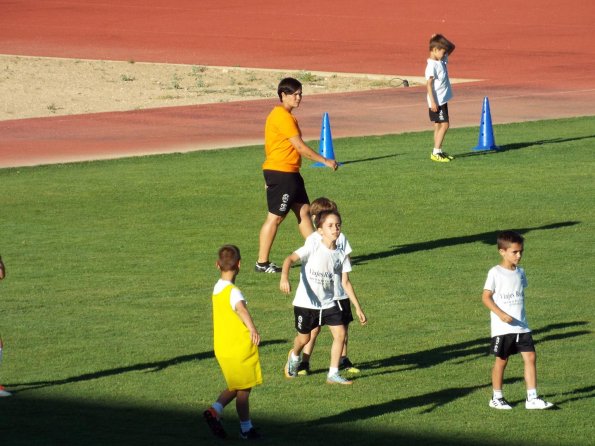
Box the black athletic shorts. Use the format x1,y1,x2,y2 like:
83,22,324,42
428,103,449,123
335,299,354,325
490,332,535,359
263,170,309,216
293,305,343,334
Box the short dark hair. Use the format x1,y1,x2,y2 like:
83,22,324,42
277,77,302,101
429,34,451,51
497,231,524,250
217,245,241,271
316,210,342,229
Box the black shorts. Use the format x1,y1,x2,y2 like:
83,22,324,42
293,305,343,334
428,103,449,123
263,170,309,216
335,299,354,325
490,333,535,359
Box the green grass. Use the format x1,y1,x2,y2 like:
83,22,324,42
0,116,593,445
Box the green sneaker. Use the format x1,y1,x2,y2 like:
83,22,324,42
430,152,451,162
297,361,310,376
340,357,360,374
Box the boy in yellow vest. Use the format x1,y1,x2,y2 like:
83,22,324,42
203,245,263,440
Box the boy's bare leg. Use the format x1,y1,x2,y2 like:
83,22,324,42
433,122,450,150
341,329,349,357
293,202,314,239
257,212,285,263
492,356,508,391
292,332,311,357
301,326,321,361
236,389,252,422
216,389,237,409
328,325,346,369
520,351,537,389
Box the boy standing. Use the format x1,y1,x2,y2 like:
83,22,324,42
425,34,455,162
280,211,367,385
482,231,553,410
255,77,338,274
204,245,263,439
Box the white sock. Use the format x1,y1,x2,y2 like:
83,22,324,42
212,402,224,416
291,352,300,362
433,148,442,154
493,389,503,399
328,367,339,377
240,419,253,433
527,388,538,401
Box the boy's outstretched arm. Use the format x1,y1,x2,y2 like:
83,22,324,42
235,300,261,346
280,252,300,294
289,135,338,171
342,272,367,325
481,289,513,323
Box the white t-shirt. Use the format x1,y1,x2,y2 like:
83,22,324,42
483,265,531,337
425,54,452,107
213,279,245,311
292,240,351,310
305,232,352,300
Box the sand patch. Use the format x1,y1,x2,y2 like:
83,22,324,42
0,55,424,121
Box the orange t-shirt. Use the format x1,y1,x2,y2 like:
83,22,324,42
262,106,301,173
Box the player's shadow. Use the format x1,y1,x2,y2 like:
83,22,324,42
549,385,595,405
454,134,595,158
355,321,589,378
340,153,399,165
6,339,286,393
311,378,523,426
351,221,579,265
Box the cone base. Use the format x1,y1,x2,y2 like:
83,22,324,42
472,145,499,151
312,162,342,168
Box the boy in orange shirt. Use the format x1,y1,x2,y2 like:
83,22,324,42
255,77,338,273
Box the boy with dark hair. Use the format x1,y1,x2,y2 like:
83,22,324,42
482,231,553,410
255,77,338,274
425,34,455,162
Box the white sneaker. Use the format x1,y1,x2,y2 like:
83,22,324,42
0,385,12,397
489,397,512,409
525,397,554,410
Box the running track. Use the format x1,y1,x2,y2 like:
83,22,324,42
0,0,594,167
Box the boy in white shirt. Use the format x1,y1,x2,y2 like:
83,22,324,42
280,211,366,385
425,33,455,162
482,231,553,410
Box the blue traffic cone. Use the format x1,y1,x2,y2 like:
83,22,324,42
473,97,499,151
313,112,341,167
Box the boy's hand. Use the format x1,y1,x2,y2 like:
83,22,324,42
499,313,513,324
280,278,291,294
356,309,368,326
250,329,261,346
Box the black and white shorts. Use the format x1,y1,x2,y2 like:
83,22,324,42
263,170,309,216
428,103,449,123
335,299,354,325
490,333,535,359
293,305,343,334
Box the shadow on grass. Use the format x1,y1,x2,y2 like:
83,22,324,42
352,221,579,265
356,321,589,378
454,135,595,158
0,391,530,446
312,379,522,427
339,153,400,165
7,339,286,393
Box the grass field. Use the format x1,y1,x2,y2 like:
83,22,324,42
0,116,593,445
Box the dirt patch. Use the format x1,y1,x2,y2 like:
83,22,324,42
0,55,422,121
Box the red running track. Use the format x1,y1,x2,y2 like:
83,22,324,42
0,0,594,167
